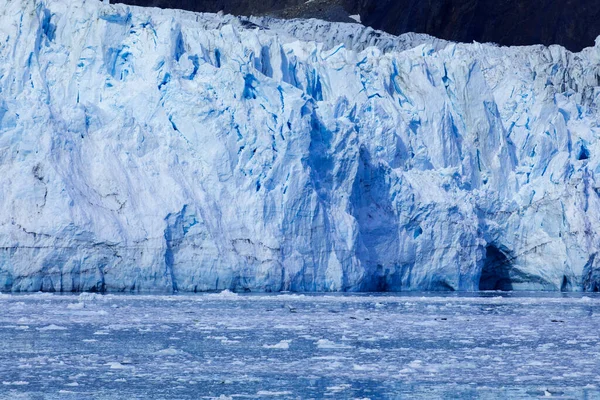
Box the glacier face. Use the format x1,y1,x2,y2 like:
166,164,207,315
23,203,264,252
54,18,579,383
0,0,599,292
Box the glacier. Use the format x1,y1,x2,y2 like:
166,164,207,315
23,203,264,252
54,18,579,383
0,0,599,292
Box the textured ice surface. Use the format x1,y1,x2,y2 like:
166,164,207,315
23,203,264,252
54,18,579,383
0,293,599,398
0,0,599,292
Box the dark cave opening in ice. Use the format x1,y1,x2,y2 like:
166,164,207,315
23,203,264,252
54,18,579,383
479,245,513,291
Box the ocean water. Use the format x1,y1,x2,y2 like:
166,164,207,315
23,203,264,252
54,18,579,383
0,292,599,399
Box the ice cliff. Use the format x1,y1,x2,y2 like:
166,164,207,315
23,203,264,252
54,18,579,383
0,0,599,292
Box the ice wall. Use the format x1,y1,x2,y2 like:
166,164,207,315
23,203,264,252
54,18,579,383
0,0,598,292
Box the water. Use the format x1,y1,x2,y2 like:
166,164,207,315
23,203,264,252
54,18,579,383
0,292,599,399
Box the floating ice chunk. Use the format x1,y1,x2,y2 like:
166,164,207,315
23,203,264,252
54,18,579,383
527,360,545,366
358,348,381,353
273,325,306,330
79,293,101,301
263,340,291,349
316,339,352,349
38,325,68,331
256,391,292,396
206,290,239,299
221,339,240,345
326,384,352,392
207,336,229,340
154,347,184,356
353,364,376,371
105,362,129,369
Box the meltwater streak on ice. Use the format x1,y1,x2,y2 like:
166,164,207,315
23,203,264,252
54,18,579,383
0,292,599,399
0,0,598,292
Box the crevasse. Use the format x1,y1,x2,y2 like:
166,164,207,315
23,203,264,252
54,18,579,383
0,0,598,292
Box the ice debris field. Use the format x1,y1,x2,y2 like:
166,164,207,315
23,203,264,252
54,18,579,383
0,0,599,292
0,292,598,399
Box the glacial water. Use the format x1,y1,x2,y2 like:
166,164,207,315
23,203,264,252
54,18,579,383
0,292,599,399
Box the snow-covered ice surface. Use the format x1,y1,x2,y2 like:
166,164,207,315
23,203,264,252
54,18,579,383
0,293,599,399
0,0,599,292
